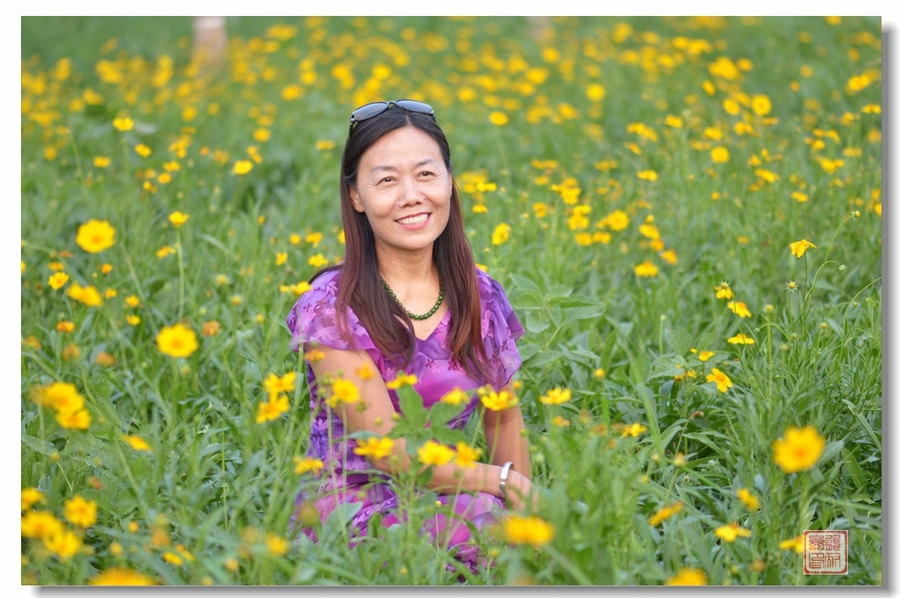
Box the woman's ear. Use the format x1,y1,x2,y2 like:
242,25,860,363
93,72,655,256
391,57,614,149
349,186,365,213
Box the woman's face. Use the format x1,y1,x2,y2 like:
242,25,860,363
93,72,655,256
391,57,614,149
349,126,452,259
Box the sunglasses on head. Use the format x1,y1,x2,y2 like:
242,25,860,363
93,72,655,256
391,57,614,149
349,99,435,129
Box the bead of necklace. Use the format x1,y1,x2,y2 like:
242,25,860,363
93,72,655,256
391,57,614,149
381,276,444,321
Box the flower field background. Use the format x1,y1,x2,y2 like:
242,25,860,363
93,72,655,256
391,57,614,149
21,16,882,585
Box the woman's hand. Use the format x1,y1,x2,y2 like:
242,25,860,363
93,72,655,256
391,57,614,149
504,470,539,512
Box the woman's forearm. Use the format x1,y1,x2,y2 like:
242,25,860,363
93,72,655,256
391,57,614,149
482,403,531,480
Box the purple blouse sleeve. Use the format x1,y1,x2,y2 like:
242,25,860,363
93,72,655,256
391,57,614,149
286,270,377,354
477,270,525,389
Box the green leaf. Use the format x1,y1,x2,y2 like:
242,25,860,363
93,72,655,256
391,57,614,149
509,273,541,294
663,327,691,356
548,304,562,327
525,311,551,334
629,352,651,386
396,382,427,427
556,293,603,308
428,401,463,428
545,284,573,301
565,305,606,322
432,427,467,446
22,434,55,457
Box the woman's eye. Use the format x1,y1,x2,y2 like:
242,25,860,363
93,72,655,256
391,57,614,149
379,176,394,183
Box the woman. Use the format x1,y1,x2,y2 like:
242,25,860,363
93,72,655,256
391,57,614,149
286,99,535,570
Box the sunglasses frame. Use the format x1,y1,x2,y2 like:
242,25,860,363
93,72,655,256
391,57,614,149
349,99,435,129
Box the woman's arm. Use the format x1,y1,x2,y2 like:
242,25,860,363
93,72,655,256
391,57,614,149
481,382,531,481
307,344,534,508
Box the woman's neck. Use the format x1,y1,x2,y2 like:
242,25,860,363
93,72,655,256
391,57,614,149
375,244,437,287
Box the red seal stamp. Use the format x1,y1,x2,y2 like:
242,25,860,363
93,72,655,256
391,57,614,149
803,530,848,575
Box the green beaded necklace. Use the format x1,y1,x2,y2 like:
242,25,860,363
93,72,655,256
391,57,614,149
381,276,444,320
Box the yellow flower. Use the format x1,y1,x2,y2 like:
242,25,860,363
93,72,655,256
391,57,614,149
293,456,325,475
440,387,471,406
503,514,554,548
772,425,826,474
122,435,152,452
163,551,184,566
489,111,509,126
112,116,134,131
266,533,290,556
551,415,570,428
586,83,606,101
233,160,254,175
126,315,141,326
779,534,805,553
752,94,772,116
43,529,83,561
714,282,734,299
21,510,64,539
637,170,658,181
156,323,199,358
34,381,84,413
706,368,733,393
454,441,482,469
64,495,98,528
135,144,152,157
93,156,111,168
308,253,329,268
56,320,75,333
327,378,360,408
480,389,518,411
660,249,678,265
417,440,456,467
156,245,175,259
539,387,572,405
593,368,606,379
89,568,157,585
620,422,648,438
276,252,288,266
727,301,751,318
263,372,296,396
56,408,92,430
634,260,659,277
353,436,395,460
710,146,730,163
649,501,683,526
665,567,707,585
76,219,116,253
22,488,44,511
386,373,418,389
605,210,630,231
125,295,140,308
255,394,290,424
790,239,817,258
737,488,761,511
727,333,755,345
698,351,714,362
492,222,511,245
168,211,190,228
715,522,751,542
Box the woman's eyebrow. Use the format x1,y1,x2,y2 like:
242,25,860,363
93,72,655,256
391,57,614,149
369,159,438,174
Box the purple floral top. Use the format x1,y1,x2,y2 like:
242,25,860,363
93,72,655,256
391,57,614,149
285,267,524,527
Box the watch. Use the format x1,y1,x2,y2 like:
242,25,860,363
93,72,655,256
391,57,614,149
499,461,514,503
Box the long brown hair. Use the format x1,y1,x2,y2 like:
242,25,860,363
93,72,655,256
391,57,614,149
312,104,490,383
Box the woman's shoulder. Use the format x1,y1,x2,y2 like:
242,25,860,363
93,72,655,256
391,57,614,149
286,267,348,347
474,267,511,306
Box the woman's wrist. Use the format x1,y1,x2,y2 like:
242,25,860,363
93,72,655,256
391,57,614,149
499,461,514,503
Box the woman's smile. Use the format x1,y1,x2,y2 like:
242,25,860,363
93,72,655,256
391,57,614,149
396,212,431,228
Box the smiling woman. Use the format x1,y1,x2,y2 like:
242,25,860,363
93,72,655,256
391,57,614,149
286,99,534,574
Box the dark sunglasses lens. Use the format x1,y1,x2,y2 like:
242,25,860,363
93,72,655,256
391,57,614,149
394,100,434,116
351,102,388,123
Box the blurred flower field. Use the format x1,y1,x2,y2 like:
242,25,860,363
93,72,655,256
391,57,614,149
21,16,882,585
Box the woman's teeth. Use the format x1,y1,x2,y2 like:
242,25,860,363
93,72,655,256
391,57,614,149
398,214,428,225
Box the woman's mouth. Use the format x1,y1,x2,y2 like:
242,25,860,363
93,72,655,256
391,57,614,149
396,213,430,228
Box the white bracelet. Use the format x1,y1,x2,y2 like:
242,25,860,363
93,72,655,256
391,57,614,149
499,461,514,503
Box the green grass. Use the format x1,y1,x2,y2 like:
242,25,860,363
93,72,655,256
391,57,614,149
21,15,881,585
